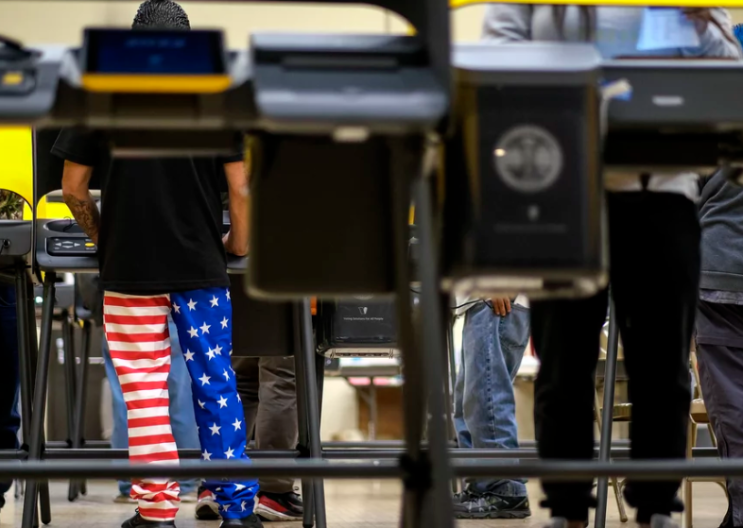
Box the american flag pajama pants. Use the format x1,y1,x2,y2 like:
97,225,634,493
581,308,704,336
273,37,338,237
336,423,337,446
103,287,258,522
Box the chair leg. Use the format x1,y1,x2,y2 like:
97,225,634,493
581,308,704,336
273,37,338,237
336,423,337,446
21,274,56,528
683,421,695,528
611,477,629,523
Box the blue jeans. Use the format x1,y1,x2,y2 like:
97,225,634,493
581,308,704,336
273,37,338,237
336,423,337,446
102,315,199,496
454,301,530,496
0,284,20,506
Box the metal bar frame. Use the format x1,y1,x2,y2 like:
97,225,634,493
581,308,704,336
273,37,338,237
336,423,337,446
0,446,721,461
299,299,327,528
22,272,56,528
0,458,737,481
69,320,91,500
595,301,622,528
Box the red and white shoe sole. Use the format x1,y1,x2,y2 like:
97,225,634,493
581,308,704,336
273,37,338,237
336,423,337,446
256,503,302,522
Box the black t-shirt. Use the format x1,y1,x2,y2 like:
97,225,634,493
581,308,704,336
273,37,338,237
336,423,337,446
51,128,242,294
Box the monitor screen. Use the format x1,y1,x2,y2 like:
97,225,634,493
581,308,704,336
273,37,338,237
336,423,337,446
84,29,226,75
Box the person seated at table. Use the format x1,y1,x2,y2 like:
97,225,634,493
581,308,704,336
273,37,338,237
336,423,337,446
53,1,259,526
452,296,531,519
483,5,740,528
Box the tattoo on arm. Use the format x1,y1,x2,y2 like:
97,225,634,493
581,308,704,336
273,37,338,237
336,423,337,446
64,193,100,245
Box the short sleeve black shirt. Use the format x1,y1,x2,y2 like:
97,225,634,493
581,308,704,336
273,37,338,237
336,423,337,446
52,128,242,294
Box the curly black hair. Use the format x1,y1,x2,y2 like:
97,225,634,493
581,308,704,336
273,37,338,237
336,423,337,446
132,0,190,30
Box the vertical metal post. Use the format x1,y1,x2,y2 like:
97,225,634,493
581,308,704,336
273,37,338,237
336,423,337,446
293,305,316,528
369,382,378,441
595,300,620,528
444,313,457,442
71,321,91,498
411,169,454,528
14,265,33,454
62,313,76,442
299,300,327,528
21,273,56,528
389,138,426,528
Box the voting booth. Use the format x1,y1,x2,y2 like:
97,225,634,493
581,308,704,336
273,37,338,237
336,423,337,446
443,43,606,299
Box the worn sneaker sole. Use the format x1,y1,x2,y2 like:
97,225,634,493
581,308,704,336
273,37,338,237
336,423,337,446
195,501,221,520
255,503,302,522
454,509,532,520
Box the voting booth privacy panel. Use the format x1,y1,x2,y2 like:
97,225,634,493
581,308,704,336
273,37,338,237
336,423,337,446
443,43,606,299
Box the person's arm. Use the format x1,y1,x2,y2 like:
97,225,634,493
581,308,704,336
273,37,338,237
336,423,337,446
682,8,742,58
223,160,249,257
482,4,533,42
61,160,100,245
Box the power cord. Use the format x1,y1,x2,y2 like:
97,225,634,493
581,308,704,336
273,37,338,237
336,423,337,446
409,288,484,312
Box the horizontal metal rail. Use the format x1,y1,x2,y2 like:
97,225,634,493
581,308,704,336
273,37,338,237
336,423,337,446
0,459,735,481
44,449,300,460
20,446,719,461
45,439,633,451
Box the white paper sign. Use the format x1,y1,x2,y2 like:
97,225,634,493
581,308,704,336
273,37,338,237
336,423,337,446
636,7,700,51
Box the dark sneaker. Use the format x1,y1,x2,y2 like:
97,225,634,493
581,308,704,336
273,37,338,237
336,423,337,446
256,492,303,522
195,485,220,520
452,492,531,519
220,514,264,528
121,511,176,528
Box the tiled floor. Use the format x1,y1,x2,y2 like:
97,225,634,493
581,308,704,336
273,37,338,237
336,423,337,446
0,479,729,528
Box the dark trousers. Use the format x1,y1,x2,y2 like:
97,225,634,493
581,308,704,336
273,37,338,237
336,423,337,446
233,356,298,493
0,284,20,504
695,301,743,528
532,192,699,523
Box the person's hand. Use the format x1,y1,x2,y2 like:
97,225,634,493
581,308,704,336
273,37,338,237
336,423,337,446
491,297,512,317
683,8,713,35
223,231,248,257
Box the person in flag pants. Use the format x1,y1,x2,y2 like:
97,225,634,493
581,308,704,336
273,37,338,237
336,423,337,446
53,2,260,526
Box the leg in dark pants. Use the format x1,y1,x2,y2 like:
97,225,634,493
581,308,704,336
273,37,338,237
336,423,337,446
0,284,20,508
695,300,743,528
610,192,698,523
533,192,698,523
233,356,299,493
532,289,608,522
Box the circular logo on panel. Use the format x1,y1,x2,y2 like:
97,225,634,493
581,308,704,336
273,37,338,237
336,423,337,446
493,125,563,193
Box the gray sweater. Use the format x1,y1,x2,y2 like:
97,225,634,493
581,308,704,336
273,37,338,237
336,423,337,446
482,5,741,59
699,172,743,293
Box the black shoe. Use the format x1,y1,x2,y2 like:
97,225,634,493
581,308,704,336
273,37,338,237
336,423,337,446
195,485,221,520
121,511,176,528
452,492,531,519
220,514,264,528
256,491,303,521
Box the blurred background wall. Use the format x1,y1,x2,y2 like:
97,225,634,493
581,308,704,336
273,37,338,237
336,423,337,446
6,2,736,46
